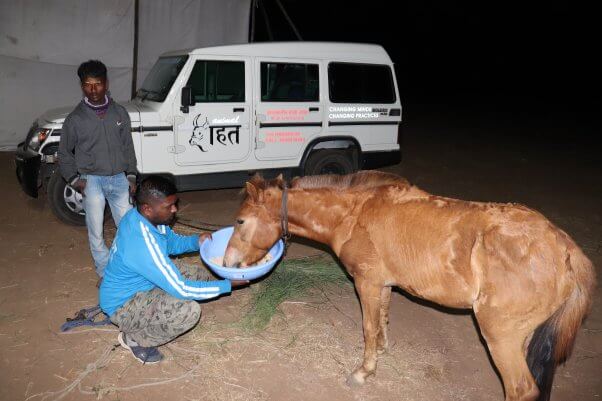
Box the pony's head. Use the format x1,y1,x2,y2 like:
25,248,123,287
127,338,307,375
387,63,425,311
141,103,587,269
223,174,286,267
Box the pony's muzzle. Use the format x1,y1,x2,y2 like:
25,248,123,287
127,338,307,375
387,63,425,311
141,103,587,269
223,247,241,268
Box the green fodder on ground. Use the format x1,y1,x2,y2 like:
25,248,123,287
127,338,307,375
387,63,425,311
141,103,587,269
239,255,352,332
173,253,353,333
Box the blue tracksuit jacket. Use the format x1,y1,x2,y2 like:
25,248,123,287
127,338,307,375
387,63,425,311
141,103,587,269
99,208,231,317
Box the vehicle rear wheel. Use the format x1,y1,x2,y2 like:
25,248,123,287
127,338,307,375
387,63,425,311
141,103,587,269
303,149,356,176
47,169,87,226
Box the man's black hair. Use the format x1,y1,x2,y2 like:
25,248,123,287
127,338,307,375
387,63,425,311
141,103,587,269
135,175,177,208
77,60,107,82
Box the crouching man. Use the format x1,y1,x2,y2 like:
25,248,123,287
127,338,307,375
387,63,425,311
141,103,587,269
99,175,247,363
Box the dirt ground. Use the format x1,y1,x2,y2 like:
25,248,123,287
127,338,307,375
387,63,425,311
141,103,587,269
0,101,600,401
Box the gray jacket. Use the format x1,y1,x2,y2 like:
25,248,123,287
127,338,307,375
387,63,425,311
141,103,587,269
58,99,137,184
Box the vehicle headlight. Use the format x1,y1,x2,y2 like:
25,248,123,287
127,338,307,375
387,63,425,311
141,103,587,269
28,128,51,151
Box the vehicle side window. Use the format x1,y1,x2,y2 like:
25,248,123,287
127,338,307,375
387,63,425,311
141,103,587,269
328,63,396,103
186,60,245,102
261,62,319,102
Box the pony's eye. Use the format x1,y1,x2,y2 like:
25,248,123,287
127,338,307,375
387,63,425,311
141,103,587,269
236,219,245,225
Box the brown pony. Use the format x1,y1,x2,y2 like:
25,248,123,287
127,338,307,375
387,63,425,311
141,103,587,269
223,171,595,401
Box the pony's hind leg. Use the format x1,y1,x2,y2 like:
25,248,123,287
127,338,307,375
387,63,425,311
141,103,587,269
347,279,383,386
377,286,392,354
486,337,540,401
476,312,540,401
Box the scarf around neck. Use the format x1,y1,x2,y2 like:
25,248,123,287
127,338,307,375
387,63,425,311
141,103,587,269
84,95,110,118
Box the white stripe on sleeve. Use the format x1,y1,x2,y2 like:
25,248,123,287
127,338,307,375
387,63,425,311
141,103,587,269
143,224,220,293
139,222,220,299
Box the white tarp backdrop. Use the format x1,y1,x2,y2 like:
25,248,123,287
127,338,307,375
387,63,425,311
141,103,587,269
0,0,250,150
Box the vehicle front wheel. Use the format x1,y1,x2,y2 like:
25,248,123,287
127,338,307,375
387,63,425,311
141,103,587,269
47,170,86,226
303,149,356,176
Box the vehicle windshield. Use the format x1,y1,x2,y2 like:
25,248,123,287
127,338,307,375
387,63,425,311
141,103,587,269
136,55,189,102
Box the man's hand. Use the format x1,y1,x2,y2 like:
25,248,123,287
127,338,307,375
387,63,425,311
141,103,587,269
73,179,87,196
128,181,136,195
230,280,250,289
198,232,212,246
126,174,137,196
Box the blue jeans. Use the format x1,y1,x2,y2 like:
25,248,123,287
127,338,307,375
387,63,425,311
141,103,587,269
83,173,132,277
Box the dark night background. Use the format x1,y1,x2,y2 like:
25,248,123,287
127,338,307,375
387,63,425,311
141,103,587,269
252,1,600,116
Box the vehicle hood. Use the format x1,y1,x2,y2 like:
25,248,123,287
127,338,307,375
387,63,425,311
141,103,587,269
38,106,73,126
38,101,142,126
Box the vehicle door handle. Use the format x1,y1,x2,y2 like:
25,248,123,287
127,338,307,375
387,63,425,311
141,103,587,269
309,107,319,112
233,107,244,112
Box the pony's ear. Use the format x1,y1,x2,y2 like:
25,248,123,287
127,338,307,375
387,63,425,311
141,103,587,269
245,181,264,203
245,182,258,201
274,173,285,189
246,174,266,202
249,173,264,187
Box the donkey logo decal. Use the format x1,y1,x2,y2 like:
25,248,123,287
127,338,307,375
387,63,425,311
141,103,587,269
188,113,242,153
189,114,210,152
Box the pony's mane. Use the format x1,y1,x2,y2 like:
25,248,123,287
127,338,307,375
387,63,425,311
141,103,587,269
243,172,411,202
290,171,410,190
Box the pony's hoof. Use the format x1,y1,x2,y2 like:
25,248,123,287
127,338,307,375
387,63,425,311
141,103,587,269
346,372,365,387
377,347,387,355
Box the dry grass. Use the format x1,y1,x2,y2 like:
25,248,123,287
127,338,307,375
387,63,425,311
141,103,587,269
171,253,451,400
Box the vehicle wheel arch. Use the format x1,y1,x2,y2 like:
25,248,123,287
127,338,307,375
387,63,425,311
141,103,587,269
299,136,361,174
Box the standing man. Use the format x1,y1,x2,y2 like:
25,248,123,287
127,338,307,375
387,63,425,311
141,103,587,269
100,176,248,363
58,60,137,281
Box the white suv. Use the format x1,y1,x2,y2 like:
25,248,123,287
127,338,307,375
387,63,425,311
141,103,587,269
15,42,402,225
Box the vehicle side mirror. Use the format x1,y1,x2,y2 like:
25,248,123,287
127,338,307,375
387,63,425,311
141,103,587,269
180,86,194,113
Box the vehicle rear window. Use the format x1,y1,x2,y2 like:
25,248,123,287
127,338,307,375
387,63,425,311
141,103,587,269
186,60,245,102
328,63,396,104
261,62,319,102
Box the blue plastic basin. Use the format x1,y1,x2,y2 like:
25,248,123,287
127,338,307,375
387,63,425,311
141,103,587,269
200,226,284,280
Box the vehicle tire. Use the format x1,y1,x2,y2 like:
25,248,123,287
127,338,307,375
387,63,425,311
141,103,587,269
303,149,356,176
47,169,87,226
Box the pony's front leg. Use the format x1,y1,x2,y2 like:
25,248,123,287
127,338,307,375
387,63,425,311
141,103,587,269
377,286,392,354
347,279,383,386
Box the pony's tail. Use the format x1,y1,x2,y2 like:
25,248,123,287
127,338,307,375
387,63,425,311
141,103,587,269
527,245,596,401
